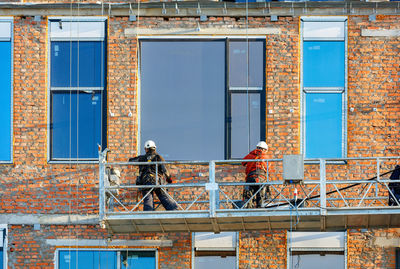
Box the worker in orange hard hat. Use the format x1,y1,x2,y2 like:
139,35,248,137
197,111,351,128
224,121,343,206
241,141,270,208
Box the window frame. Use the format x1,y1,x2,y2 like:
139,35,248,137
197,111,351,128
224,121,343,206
192,232,239,269
0,224,7,269
300,17,348,161
287,231,347,269
138,37,266,160
226,38,266,159
54,248,158,269
47,17,107,163
0,17,13,164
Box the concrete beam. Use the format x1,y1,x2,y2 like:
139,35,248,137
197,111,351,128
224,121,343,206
0,2,398,17
374,237,400,248
46,239,173,247
125,27,281,37
0,214,99,225
361,29,400,37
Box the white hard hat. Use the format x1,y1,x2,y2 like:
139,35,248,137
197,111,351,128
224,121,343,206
256,141,268,150
144,140,156,149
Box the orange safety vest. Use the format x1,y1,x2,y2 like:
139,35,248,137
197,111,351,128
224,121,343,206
242,149,268,176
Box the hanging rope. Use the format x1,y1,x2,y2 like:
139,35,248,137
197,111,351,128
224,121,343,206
245,0,250,153
68,2,74,269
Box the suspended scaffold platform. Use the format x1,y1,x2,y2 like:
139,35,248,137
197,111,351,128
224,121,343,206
98,151,400,234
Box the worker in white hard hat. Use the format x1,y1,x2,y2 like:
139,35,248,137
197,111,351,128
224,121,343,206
129,140,178,211
241,141,270,208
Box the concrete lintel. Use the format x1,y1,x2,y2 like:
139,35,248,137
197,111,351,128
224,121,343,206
361,29,400,37
125,27,280,37
46,239,173,247
0,2,398,17
0,214,99,225
374,237,400,248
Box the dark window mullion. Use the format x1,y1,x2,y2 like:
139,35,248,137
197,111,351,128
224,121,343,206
225,38,231,159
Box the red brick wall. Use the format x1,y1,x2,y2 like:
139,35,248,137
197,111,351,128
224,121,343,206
347,15,400,158
239,231,287,269
266,16,300,157
348,228,400,269
2,13,400,269
7,225,192,269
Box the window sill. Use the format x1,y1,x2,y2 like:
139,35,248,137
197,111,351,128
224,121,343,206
304,160,347,165
48,160,99,164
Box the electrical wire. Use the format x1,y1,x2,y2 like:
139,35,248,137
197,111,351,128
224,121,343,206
264,166,400,209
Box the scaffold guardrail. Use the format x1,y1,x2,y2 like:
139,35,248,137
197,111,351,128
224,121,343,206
98,150,400,233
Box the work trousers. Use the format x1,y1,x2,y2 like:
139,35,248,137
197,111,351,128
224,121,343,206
243,173,267,208
140,174,178,211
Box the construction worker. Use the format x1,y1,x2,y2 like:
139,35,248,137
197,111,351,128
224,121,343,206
129,140,178,211
242,141,269,208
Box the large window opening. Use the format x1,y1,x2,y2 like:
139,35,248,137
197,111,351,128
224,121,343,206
301,18,347,159
193,232,238,269
288,232,346,269
48,18,107,161
139,39,265,160
0,18,13,163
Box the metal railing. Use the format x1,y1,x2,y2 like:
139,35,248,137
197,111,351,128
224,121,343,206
98,150,400,222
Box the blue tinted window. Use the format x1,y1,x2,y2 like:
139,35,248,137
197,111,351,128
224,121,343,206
121,251,156,269
305,93,342,158
303,41,345,88
0,41,12,162
59,250,117,269
51,92,102,159
0,247,3,269
51,41,105,87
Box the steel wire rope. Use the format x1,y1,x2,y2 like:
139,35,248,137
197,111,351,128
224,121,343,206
245,0,250,154
98,3,106,267
68,1,73,268
98,3,104,269
76,3,81,266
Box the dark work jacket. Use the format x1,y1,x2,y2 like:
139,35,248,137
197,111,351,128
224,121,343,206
129,150,170,180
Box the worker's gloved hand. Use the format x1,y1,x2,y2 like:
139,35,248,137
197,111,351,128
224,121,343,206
166,175,173,184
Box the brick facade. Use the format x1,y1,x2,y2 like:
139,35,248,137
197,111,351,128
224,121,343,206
1,11,399,269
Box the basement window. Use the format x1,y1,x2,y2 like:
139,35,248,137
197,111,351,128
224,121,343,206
193,232,238,269
139,39,265,160
288,232,346,269
0,18,13,163
57,249,156,269
0,226,6,269
48,18,107,161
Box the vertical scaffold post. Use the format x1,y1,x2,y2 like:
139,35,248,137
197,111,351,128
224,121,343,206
208,160,217,218
376,157,380,198
99,148,107,226
320,159,327,216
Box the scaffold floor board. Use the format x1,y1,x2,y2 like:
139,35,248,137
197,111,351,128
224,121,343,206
103,208,400,233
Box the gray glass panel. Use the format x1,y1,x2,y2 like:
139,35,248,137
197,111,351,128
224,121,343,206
195,256,236,269
231,93,260,158
291,254,345,269
229,40,263,88
140,41,225,160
